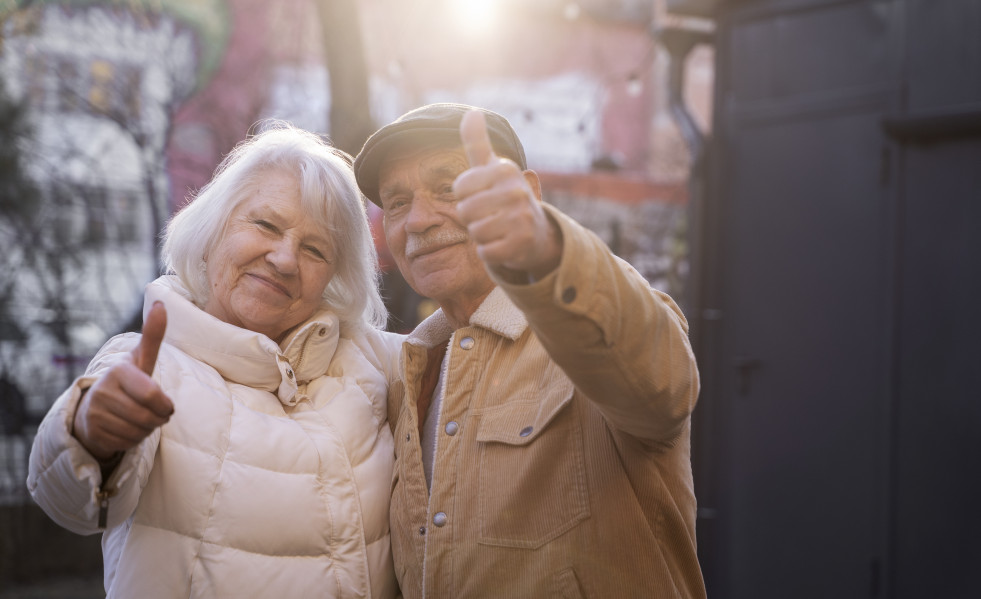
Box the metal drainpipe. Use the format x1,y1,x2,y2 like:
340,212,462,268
654,25,713,357
654,25,720,580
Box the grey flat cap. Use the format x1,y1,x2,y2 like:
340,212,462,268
353,103,527,206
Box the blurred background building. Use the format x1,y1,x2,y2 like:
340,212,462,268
1,0,978,598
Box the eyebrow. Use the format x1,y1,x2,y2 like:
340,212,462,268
416,163,466,194
379,151,468,200
245,206,329,245
425,164,463,181
378,180,410,203
379,166,458,198
244,204,278,220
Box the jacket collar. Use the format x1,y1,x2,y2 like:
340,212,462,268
407,287,528,348
144,275,341,407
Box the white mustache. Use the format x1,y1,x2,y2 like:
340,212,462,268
406,229,469,257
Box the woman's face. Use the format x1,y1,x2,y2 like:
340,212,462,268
203,169,337,343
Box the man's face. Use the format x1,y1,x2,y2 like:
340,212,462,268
377,145,495,311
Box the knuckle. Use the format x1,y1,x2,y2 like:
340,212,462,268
494,157,517,171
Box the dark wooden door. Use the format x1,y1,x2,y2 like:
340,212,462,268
699,0,981,597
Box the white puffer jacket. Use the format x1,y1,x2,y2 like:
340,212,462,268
27,276,403,598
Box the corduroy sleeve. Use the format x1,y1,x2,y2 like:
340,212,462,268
492,203,699,444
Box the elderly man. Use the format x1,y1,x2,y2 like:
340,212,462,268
354,103,705,598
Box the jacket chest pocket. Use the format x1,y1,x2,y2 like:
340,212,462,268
475,382,590,549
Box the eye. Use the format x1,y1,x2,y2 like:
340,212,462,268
383,197,409,214
437,183,456,200
304,244,332,263
253,218,278,232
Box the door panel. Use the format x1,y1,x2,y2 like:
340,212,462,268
702,1,979,597
906,0,981,110
893,138,981,599
719,108,891,598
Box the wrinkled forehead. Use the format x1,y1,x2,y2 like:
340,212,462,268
377,141,469,190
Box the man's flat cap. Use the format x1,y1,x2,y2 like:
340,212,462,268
353,103,527,206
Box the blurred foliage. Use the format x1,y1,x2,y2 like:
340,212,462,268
0,76,37,340
0,78,33,351
0,77,39,227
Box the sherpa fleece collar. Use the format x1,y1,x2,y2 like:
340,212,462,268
407,287,528,349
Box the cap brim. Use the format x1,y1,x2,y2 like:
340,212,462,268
356,128,463,207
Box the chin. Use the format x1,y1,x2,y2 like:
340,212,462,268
411,274,454,300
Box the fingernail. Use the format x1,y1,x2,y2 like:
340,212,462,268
153,300,163,308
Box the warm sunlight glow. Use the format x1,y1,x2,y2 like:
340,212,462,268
450,0,498,32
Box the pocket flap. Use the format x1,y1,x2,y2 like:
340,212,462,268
476,379,575,445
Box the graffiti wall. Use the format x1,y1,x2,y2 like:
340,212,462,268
0,0,710,503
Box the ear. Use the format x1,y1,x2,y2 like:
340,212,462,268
522,169,543,202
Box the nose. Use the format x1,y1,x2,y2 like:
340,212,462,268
405,193,442,234
266,237,299,275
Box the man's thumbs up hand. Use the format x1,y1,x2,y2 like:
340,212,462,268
453,110,562,280
72,301,174,461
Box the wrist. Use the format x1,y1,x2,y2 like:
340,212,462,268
97,451,124,483
70,386,114,461
527,216,563,282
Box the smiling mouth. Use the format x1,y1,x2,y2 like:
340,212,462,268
247,273,293,298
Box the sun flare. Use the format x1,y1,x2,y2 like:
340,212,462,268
450,0,498,32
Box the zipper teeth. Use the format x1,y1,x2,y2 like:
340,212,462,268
96,486,117,529
293,330,312,373
290,323,322,384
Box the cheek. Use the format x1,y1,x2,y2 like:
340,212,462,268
205,255,228,293
383,221,405,252
207,235,247,282
304,264,336,300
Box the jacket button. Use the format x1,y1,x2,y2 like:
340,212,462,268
444,421,459,436
433,512,448,527
562,286,577,303
419,526,426,536
286,369,294,379
318,326,328,337
459,336,475,350
519,426,534,437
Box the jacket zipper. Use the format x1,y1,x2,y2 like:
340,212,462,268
290,327,317,383
95,452,123,529
96,485,117,529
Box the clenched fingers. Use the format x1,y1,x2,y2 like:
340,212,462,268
73,362,173,459
455,164,532,224
98,362,173,421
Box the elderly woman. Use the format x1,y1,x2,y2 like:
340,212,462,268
27,123,402,598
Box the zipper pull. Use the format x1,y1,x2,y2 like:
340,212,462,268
96,487,117,529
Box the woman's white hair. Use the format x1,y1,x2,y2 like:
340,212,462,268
162,121,387,331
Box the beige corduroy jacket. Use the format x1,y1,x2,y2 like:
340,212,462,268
388,205,706,598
